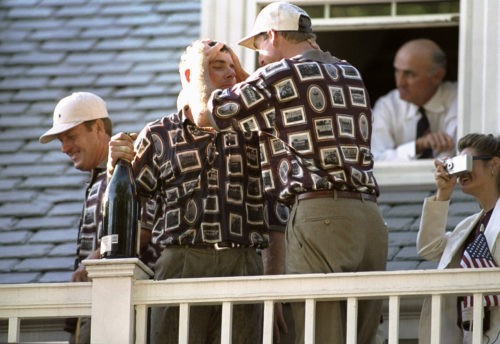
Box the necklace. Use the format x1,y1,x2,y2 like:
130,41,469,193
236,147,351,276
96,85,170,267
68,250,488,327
478,208,494,233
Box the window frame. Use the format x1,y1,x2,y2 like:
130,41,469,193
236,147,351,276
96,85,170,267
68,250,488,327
201,0,500,188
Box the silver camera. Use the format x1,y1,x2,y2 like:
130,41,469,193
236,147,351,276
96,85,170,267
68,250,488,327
444,155,472,175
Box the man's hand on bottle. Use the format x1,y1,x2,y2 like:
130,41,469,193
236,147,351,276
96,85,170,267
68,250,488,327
107,132,137,176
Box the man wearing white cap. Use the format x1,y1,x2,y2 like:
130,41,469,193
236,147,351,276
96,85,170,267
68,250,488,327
207,2,388,343
40,91,111,343
40,92,160,343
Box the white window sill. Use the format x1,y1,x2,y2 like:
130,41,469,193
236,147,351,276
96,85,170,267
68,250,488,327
374,160,435,190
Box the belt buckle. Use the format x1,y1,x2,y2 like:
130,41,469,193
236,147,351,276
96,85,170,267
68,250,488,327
214,242,231,251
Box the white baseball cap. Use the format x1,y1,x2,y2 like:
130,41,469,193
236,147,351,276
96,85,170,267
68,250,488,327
238,1,312,50
39,92,109,144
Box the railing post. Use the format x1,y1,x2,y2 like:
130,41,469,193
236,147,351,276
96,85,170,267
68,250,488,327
262,300,275,344
346,297,358,344
84,258,153,344
221,302,233,344
472,293,484,344
388,296,400,344
179,303,190,344
7,316,20,343
304,299,316,344
430,294,442,344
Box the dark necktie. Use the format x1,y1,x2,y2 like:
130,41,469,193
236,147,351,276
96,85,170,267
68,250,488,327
416,107,432,159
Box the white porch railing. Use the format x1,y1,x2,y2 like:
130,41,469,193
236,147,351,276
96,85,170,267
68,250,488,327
1,258,499,344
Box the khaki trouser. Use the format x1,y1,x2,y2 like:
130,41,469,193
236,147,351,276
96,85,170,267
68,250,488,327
150,246,263,344
286,195,388,344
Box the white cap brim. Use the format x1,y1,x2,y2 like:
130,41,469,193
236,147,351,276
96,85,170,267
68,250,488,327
237,34,260,51
237,1,311,51
39,121,84,144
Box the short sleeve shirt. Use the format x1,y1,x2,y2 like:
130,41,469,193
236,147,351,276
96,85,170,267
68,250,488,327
131,112,271,248
75,164,162,269
76,167,107,269
209,49,379,204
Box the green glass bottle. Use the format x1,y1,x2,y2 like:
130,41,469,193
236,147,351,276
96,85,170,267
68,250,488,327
101,159,139,258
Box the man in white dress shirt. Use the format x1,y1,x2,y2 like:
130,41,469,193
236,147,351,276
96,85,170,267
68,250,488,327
371,38,457,161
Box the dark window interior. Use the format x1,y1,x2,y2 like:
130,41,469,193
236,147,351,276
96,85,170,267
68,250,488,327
316,26,459,107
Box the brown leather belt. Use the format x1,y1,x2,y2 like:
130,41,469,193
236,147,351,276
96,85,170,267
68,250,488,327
167,242,263,251
297,190,377,203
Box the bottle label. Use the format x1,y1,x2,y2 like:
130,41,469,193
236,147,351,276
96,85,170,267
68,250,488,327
101,234,119,255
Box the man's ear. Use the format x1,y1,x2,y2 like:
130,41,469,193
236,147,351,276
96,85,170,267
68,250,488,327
94,118,104,133
269,29,279,47
432,67,446,85
184,68,191,83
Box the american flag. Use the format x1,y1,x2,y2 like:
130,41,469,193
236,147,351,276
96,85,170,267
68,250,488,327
460,231,499,308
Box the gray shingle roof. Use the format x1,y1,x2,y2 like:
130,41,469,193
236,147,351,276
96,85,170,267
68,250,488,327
0,0,201,284
0,0,479,284
381,188,478,271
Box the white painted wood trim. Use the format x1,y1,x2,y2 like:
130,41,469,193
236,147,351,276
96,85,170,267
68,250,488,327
200,0,499,188
346,297,358,344
263,300,274,344
388,296,400,344
2,267,500,342
458,0,500,136
430,295,442,344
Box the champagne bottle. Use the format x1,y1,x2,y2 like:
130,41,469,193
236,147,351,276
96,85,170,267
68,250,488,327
101,158,139,258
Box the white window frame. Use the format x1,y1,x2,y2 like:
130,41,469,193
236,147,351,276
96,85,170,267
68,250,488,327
201,0,500,188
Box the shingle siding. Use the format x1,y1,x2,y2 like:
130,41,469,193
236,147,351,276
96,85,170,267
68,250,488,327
0,0,201,284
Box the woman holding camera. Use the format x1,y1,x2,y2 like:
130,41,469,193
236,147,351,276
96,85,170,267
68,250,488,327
417,133,500,343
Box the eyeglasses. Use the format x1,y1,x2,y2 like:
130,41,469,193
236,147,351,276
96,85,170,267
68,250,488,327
472,155,493,161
